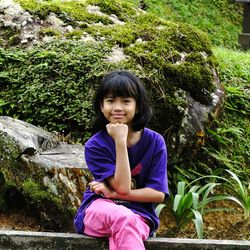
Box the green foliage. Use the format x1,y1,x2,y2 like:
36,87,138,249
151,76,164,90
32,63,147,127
156,180,235,239
88,0,138,21
225,170,250,219
171,181,204,239
16,0,136,24
215,170,250,219
156,171,248,239
0,41,113,140
129,0,243,49
0,1,216,148
171,48,250,185
213,47,250,85
200,48,250,179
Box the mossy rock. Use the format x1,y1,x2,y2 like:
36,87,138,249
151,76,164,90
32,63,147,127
0,116,93,231
0,0,223,173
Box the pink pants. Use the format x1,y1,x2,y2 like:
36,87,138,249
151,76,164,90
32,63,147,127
83,198,150,250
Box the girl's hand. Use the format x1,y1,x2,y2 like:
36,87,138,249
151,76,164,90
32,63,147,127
106,123,128,143
89,181,116,199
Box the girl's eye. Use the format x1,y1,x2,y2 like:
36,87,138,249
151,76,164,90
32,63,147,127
106,99,114,103
123,99,131,103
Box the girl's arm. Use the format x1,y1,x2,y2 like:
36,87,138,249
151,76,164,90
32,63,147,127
106,123,131,195
90,181,165,203
114,187,165,203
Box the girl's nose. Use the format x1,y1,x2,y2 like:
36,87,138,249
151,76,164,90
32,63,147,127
113,101,122,110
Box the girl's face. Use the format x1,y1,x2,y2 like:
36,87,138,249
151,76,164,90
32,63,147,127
100,96,137,128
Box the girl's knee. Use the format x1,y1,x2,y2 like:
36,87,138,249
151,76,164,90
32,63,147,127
113,212,147,233
112,208,136,224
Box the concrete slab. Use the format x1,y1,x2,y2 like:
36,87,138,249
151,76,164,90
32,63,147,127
0,230,250,250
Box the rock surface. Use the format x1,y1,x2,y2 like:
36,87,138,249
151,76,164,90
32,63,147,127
0,116,91,231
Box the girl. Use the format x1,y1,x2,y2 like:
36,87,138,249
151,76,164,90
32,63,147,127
74,70,169,250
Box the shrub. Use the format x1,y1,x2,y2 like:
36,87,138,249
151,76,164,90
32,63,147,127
0,41,113,141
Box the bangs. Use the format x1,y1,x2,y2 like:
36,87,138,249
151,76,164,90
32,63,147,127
103,76,139,99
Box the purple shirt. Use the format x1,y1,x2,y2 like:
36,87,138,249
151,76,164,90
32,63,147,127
74,128,169,237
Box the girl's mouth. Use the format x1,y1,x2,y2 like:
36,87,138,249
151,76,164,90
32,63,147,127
111,114,125,119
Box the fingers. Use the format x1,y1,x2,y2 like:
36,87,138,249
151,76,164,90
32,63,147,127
89,181,103,194
106,123,128,131
89,181,116,199
106,123,128,141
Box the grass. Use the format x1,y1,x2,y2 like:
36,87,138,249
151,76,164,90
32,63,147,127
213,47,250,85
129,0,243,49
204,47,250,180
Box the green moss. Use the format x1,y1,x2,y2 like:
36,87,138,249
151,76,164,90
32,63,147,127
163,62,214,105
22,179,48,202
172,24,212,54
21,179,67,211
58,7,112,26
185,52,208,64
132,12,168,26
21,178,75,226
39,28,61,38
0,132,20,161
88,0,138,21
65,29,85,39
17,0,61,19
87,23,137,46
17,0,114,25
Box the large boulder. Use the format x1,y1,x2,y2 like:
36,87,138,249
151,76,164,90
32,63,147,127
0,1,224,173
0,116,92,232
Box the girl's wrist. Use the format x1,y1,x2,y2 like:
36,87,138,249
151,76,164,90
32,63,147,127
115,137,127,144
111,191,119,199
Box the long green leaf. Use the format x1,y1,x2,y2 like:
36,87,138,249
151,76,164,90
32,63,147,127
177,181,185,196
173,194,182,212
191,209,203,239
200,183,218,214
180,192,193,211
155,203,167,218
189,185,200,193
226,169,246,197
192,192,199,210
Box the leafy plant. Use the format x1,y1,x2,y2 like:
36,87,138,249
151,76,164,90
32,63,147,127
0,99,7,115
171,181,204,239
0,41,113,141
156,176,244,239
217,170,250,219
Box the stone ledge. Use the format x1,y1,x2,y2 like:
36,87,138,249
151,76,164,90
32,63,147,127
0,230,250,250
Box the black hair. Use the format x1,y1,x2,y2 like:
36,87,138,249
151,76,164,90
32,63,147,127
92,70,152,133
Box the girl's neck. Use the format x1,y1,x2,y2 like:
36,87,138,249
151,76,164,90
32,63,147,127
127,129,143,147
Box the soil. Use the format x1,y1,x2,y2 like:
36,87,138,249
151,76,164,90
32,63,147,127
157,200,250,240
0,209,41,232
0,201,249,240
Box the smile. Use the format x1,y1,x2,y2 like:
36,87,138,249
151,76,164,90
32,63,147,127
111,114,125,119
